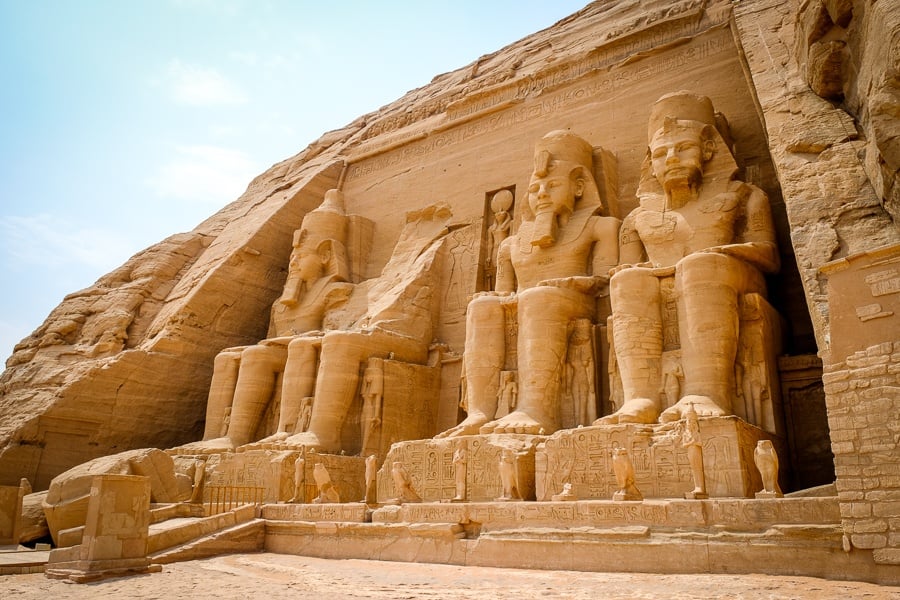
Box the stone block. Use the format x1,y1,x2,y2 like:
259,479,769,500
378,434,544,503
536,417,777,501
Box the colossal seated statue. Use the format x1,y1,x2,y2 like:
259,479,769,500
598,91,780,427
279,204,450,453
176,190,452,456
438,131,620,437
177,191,355,453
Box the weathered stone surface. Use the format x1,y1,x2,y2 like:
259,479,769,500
0,0,898,584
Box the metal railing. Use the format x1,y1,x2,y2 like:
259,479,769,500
205,485,266,515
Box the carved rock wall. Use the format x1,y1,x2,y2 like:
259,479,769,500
0,7,895,577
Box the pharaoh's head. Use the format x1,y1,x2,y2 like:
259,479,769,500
646,92,719,204
280,189,351,305
527,130,599,247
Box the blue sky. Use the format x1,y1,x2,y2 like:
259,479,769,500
0,0,588,361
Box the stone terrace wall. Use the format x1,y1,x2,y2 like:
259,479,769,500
823,342,900,565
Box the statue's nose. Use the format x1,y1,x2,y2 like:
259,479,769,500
665,147,678,164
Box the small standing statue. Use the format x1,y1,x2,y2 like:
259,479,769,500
754,439,783,498
312,463,341,504
452,446,467,502
566,318,596,426
363,455,377,504
495,371,518,419
496,449,522,501
611,447,643,501
189,457,207,504
219,407,232,438
360,357,384,457
289,457,306,503
391,462,421,504
484,189,514,291
295,397,314,433
682,402,708,499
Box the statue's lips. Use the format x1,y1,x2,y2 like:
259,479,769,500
662,165,695,180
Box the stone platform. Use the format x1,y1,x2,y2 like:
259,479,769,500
538,417,781,500
377,434,545,503
260,496,897,584
376,418,782,504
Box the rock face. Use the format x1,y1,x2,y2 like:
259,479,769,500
0,0,898,571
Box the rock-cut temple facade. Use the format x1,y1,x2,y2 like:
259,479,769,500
0,0,898,585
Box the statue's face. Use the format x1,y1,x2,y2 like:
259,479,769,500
649,125,706,191
527,173,578,217
289,246,324,283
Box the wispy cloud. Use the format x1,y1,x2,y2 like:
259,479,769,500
146,145,260,204
163,59,248,106
0,214,136,271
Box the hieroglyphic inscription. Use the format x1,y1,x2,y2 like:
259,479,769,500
865,269,900,297
346,29,732,181
379,436,542,502
358,2,715,145
536,418,774,501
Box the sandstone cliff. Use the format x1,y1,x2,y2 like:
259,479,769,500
0,0,897,491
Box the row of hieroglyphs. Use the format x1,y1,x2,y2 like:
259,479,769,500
345,28,731,181
356,1,715,143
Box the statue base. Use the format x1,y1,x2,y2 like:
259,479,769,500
537,416,782,501
201,450,366,505
377,434,546,503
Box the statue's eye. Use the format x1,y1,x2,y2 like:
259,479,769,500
528,184,539,193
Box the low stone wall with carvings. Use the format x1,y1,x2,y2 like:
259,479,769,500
823,341,900,565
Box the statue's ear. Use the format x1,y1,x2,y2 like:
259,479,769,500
316,239,333,265
573,175,585,200
701,124,716,162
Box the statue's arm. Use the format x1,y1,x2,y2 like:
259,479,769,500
705,184,780,273
611,210,648,274
494,237,516,293
591,215,622,281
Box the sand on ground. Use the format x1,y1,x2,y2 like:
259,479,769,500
1,553,898,599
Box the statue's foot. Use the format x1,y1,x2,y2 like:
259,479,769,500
282,430,338,453
659,394,727,423
479,410,550,435
262,431,291,443
435,414,489,438
238,432,292,452
594,398,659,425
169,437,235,455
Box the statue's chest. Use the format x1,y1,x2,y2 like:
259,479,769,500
635,195,739,253
510,231,592,278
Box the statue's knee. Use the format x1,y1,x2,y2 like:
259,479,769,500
241,344,282,368
678,252,740,288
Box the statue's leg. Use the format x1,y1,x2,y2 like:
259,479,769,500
201,349,242,440
277,337,320,435
285,331,365,452
660,252,763,421
596,268,662,425
437,295,506,438
482,286,593,435
226,344,288,447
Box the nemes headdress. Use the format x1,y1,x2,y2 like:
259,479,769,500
647,91,717,142
296,189,349,250
533,130,595,177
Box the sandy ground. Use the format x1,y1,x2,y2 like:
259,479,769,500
0,553,898,599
